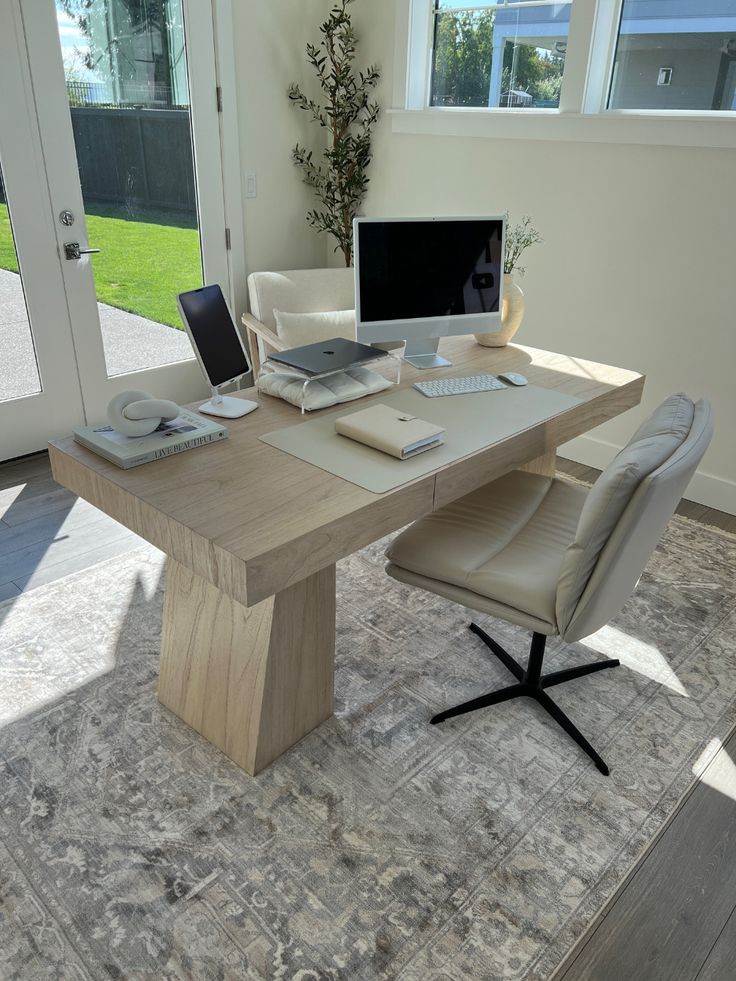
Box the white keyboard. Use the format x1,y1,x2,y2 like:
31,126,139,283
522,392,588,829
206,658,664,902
413,374,508,398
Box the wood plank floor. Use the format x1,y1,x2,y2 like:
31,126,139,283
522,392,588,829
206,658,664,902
0,450,145,600
555,730,736,981
1,450,735,980
551,461,736,981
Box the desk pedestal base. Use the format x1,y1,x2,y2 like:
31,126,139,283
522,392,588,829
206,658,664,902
521,450,557,478
158,560,336,775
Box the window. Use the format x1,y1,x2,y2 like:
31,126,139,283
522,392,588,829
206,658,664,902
608,0,736,111
431,2,572,109
414,0,736,123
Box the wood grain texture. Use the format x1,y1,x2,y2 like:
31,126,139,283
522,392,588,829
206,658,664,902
0,582,21,603
696,905,736,981
0,451,51,490
0,477,76,525
520,450,557,478
48,340,644,609
0,454,145,596
0,515,140,586
557,728,736,981
159,560,336,775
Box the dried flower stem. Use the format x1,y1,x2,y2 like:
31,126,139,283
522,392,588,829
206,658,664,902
504,214,543,277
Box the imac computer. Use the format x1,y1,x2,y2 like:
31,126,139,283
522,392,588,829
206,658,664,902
354,215,505,369
177,284,258,418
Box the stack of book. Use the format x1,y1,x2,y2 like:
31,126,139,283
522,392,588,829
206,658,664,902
74,408,227,469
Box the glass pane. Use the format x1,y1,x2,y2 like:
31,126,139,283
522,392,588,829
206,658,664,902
0,163,42,402
431,1,572,109
56,0,200,376
609,0,736,111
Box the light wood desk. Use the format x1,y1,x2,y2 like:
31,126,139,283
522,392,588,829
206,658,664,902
48,339,644,775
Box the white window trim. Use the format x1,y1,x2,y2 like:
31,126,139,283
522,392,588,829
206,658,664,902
213,0,248,330
396,0,736,149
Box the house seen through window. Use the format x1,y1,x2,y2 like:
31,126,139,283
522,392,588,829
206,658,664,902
609,0,736,110
430,0,736,112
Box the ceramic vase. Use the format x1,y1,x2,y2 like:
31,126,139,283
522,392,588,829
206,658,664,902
474,272,525,347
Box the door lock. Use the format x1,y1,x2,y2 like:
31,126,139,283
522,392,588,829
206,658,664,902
59,209,75,226
64,242,101,260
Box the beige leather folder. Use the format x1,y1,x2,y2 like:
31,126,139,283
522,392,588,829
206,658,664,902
335,403,445,460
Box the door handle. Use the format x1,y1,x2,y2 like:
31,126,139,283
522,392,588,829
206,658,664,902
64,242,101,260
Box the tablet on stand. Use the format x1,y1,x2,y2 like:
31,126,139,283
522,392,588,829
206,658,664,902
177,284,258,419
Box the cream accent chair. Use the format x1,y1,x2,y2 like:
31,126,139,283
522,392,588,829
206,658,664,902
386,394,714,775
243,267,402,376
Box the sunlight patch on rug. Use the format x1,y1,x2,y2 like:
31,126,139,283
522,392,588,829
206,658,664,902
0,549,164,727
693,737,736,803
580,623,689,696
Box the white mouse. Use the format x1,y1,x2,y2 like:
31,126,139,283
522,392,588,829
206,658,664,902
498,372,528,387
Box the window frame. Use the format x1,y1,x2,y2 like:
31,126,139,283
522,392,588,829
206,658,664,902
396,0,736,148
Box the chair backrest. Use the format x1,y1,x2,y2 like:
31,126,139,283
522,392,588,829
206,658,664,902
556,394,714,642
247,268,355,330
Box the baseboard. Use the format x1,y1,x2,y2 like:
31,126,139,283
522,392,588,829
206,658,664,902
561,435,736,516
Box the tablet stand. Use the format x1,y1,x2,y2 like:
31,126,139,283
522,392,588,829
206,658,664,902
199,385,258,419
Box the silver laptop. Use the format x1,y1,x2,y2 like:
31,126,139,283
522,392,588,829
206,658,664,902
267,337,381,377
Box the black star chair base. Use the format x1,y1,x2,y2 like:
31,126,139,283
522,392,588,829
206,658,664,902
431,625,619,775
386,394,713,776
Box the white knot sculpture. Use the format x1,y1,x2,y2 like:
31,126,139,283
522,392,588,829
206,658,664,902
107,390,180,437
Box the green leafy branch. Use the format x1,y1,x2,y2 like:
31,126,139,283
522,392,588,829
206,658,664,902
504,214,543,276
288,0,380,266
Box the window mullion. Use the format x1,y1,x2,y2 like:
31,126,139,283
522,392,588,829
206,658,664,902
407,0,435,109
558,0,598,113
582,0,623,113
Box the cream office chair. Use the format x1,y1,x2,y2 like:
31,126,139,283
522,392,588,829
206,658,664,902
386,394,714,775
243,267,402,375
243,268,356,375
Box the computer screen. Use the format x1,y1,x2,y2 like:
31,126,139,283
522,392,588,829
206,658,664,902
177,284,250,389
355,218,504,325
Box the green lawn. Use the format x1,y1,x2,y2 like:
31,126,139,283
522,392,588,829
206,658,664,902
0,203,201,328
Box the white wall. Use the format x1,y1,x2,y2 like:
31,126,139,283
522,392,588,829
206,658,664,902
349,0,735,513
231,0,327,275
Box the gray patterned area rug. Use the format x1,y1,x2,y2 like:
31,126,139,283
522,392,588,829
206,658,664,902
2,513,736,981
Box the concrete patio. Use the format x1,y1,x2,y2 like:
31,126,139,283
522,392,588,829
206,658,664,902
0,267,193,402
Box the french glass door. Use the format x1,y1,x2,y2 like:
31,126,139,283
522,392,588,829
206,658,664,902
0,0,85,459
0,0,229,460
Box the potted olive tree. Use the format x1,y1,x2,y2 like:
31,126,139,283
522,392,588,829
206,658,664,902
288,0,380,267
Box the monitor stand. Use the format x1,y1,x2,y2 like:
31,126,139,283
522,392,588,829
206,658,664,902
199,386,258,419
402,337,452,370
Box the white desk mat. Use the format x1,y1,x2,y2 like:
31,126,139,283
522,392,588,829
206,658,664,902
260,385,582,494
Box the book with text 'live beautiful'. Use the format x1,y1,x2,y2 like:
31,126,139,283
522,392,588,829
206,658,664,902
73,408,227,469
335,403,445,460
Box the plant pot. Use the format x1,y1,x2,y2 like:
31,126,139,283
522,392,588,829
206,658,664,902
474,273,525,347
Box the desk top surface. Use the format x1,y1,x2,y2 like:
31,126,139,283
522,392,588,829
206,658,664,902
49,339,644,606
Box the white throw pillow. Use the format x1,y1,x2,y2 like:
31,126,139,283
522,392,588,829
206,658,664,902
273,308,356,348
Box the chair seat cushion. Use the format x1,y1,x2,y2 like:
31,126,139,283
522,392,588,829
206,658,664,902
386,470,588,631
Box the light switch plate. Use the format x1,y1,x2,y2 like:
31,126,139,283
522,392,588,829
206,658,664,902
245,173,257,198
